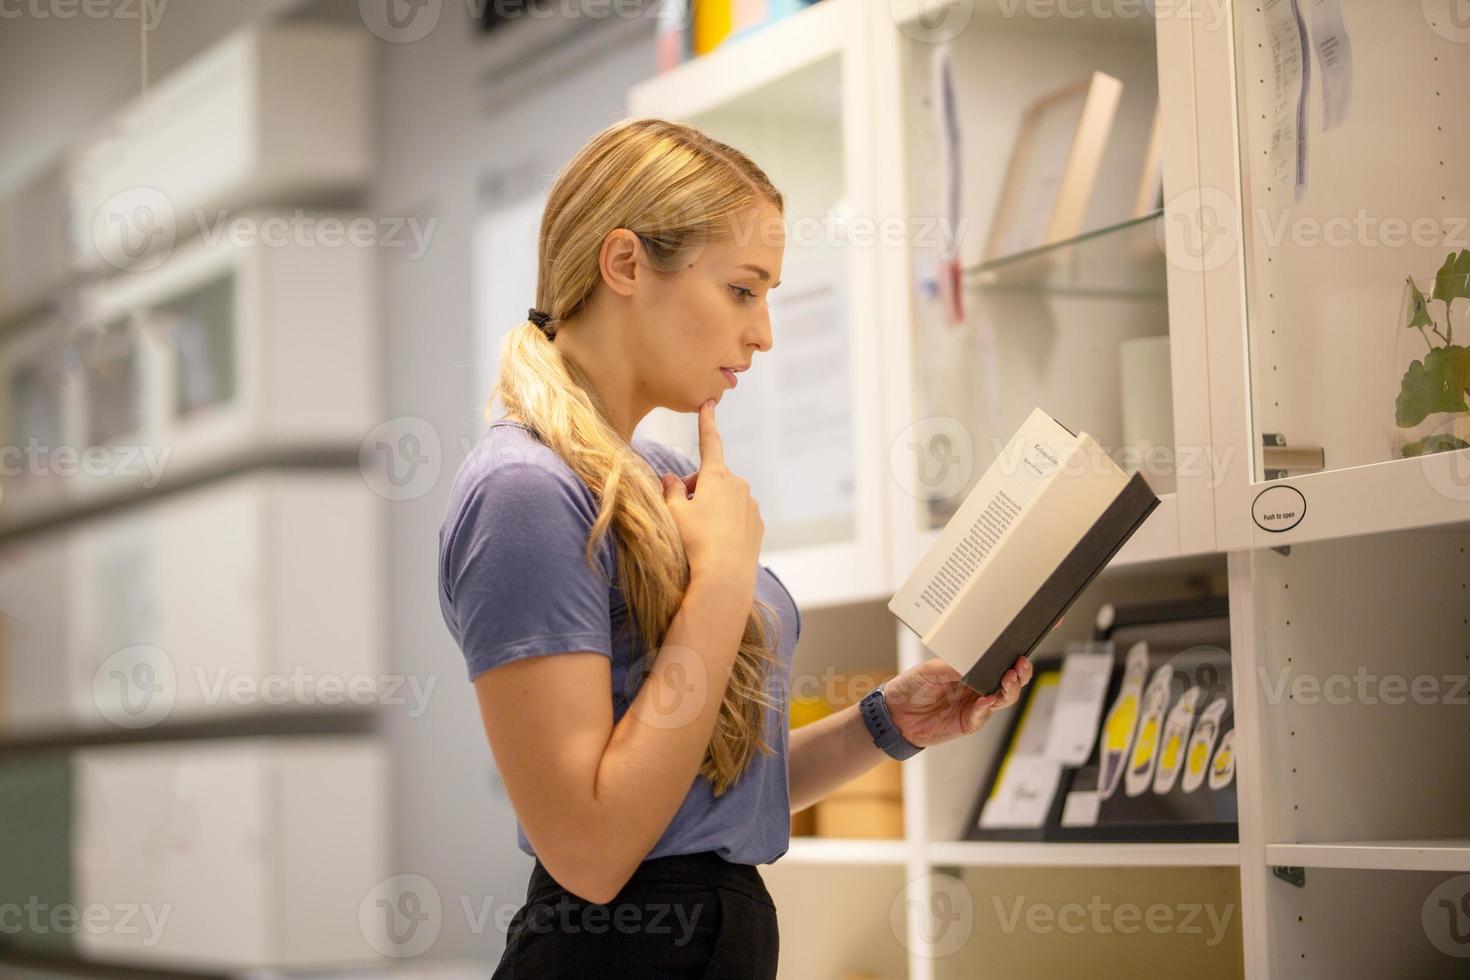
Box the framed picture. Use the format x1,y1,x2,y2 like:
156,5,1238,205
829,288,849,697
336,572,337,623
984,71,1124,262
965,596,1238,844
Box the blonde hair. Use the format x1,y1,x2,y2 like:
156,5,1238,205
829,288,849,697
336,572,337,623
487,117,786,797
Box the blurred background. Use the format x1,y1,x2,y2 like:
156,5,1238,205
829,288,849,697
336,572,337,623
0,2,751,976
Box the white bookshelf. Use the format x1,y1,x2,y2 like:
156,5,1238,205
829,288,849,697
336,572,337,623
630,0,1470,976
928,840,1240,869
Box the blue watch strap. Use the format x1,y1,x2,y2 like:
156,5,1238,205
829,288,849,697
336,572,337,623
860,684,923,760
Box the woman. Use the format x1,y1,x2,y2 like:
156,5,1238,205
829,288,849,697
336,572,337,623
437,117,1034,978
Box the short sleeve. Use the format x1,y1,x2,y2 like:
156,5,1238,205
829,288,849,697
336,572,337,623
440,462,615,682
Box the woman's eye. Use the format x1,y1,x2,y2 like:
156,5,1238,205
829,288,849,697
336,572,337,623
730,285,756,303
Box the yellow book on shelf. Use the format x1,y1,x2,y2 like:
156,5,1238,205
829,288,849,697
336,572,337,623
693,0,733,56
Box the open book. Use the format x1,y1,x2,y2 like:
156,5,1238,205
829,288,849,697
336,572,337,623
888,407,1161,696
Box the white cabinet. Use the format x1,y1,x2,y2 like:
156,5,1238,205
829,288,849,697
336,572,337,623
82,208,381,462
629,1,1470,977
73,737,390,970
0,533,72,733
0,158,72,327
629,0,891,609
0,314,80,527
0,210,380,529
62,470,385,731
67,22,372,273
1191,0,1470,549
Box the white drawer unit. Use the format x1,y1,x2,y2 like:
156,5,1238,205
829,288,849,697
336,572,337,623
0,531,73,734
65,470,385,731
82,208,380,466
0,315,86,526
0,212,380,526
67,22,373,273
0,157,73,327
73,736,390,970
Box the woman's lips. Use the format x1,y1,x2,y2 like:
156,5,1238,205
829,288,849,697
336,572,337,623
720,367,737,388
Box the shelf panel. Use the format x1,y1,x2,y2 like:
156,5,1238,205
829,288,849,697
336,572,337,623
627,0,845,121
889,0,1159,38
928,839,1239,868
1266,839,1470,874
1227,451,1470,549
964,211,1166,298
783,836,911,865
0,442,362,543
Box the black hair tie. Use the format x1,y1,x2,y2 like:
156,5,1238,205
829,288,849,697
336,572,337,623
528,307,555,339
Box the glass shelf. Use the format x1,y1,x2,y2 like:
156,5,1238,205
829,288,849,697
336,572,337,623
964,210,1166,298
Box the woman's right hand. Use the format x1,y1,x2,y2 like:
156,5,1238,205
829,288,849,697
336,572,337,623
660,399,764,595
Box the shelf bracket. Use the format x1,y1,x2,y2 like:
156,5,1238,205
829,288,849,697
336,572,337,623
1271,865,1306,888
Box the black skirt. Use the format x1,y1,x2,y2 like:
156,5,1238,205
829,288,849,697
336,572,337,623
491,849,779,979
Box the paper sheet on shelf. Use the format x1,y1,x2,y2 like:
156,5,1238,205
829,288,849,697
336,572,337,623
1042,649,1114,766
1260,0,1311,201
1060,790,1101,828
933,42,965,328
978,674,1063,830
979,755,1064,830
1309,0,1354,132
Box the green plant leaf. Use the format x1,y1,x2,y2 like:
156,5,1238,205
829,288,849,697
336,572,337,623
1406,277,1435,331
1395,343,1470,428
1432,249,1470,308
1401,433,1470,458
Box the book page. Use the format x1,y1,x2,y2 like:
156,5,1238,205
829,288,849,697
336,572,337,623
889,407,1077,638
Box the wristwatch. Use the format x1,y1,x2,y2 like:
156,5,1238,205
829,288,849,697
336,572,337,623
859,683,924,761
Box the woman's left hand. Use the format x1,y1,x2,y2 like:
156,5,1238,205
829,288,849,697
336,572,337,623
881,655,1034,749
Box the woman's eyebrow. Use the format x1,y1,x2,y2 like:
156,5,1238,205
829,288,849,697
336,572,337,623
735,263,781,288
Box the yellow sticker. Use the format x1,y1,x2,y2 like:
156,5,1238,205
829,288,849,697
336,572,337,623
1104,695,1138,751
1188,740,1209,774
1131,718,1158,767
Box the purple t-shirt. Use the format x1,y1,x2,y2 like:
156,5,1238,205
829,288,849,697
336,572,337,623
437,419,801,866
